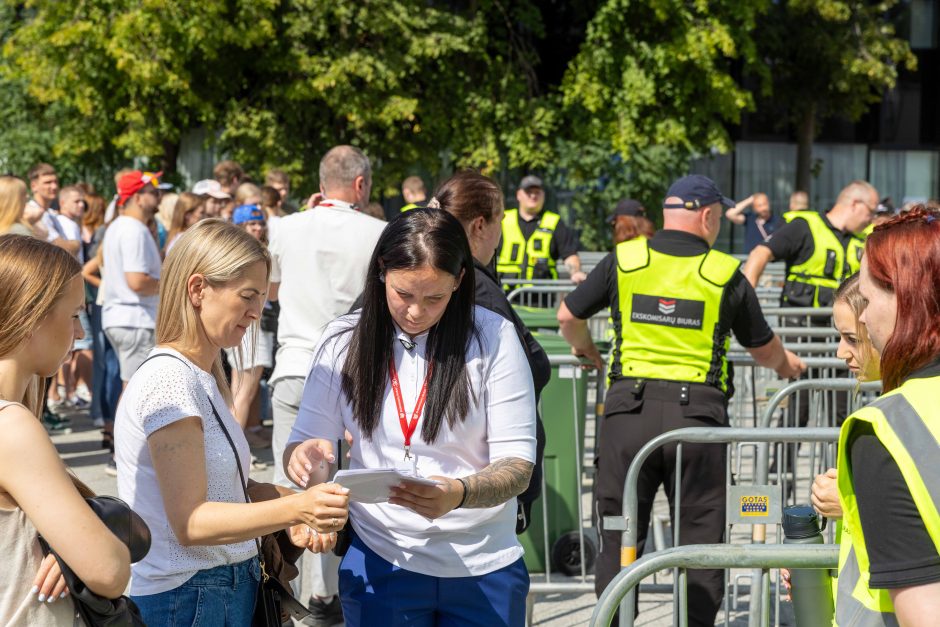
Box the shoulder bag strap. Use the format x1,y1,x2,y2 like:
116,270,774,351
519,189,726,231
137,354,267,570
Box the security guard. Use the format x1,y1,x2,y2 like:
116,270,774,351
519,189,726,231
558,174,806,625
496,175,586,287
743,180,878,306
835,207,940,624
400,175,427,212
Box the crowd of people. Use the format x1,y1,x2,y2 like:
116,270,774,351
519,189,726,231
0,145,937,627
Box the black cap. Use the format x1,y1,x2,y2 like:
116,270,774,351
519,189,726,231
607,199,646,225
518,175,543,190
781,504,821,539
663,175,734,210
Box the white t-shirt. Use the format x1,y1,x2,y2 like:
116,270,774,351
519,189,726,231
101,216,161,330
114,348,256,596
35,205,65,242
268,200,386,384
288,307,536,577
55,214,84,262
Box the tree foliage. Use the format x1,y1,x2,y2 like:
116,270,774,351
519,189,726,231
753,0,916,192
550,0,766,247
0,0,917,247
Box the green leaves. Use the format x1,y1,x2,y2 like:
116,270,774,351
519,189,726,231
0,0,912,243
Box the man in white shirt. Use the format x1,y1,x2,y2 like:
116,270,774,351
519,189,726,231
56,185,86,261
102,171,163,385
267,145,385,625
26,162,81,257
48,185,94,415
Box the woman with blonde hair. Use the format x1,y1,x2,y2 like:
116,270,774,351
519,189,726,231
0,234,131,624
0,175,35,236
165,192,206,253
114,219,349,626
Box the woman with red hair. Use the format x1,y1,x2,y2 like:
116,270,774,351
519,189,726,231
834,205,940,625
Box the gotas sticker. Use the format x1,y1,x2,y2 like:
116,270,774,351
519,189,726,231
631,294,705,329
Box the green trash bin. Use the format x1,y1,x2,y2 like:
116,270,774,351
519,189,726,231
519,333,597,575
512,305,560,334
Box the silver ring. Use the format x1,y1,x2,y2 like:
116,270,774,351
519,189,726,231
332,517,338,528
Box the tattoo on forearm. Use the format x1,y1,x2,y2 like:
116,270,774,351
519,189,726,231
462,458,534,509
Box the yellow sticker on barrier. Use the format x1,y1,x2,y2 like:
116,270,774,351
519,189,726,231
621,546,636,566
740,495,770,517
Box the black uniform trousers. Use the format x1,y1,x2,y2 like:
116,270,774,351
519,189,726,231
594,378,727,627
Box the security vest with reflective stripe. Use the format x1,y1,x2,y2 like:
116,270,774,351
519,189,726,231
786,211,864,305
401,203,419,213
783,209,811,223
613,238,740,392
496,209,561,281
835,375,940,626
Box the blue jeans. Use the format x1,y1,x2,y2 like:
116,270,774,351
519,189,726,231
132,558,259,627
339,534,529,627
88,303,122,422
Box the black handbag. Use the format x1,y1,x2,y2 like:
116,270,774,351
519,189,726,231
206,397,311,626
40,496,151,626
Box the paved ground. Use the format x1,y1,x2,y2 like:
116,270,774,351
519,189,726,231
54,395,803,627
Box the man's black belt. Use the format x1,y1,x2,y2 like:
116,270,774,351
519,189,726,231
610,377,722,406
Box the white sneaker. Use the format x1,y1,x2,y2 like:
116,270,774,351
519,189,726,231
47,398,70,416
92,417,106,428
75,384,92,402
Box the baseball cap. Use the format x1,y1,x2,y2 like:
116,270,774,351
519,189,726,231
607,199,646,225
117,170,162,206
518,175,543,190
663,175,734,210
232,204,266,225
192,179,231,200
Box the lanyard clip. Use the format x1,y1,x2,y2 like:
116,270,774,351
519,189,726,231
404,445,411,460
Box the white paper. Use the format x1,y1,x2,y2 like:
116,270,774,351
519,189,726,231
332,468,441,504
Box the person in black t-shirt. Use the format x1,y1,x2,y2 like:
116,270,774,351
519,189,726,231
495,175,585,286
432,170,549,534
743,180,878,307
558,175,805,625
833,207,940,623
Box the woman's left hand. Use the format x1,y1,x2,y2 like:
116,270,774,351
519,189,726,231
389,477,464,520
288,524,337,553
32,553,68,603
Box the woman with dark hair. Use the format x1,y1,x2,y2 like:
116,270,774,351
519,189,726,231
432,170,548,533
285,209,536,627
834,205,940,624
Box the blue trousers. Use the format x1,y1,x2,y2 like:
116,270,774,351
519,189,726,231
88,303,122,422
131,558,259,627
339,534,529,627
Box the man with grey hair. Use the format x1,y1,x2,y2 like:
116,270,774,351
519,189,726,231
743,179,878,305
268,145,383,626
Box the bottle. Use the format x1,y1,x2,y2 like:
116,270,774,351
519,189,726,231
782,505,835,627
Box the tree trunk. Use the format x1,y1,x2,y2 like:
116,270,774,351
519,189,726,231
795,104,816,197
160,139,180,177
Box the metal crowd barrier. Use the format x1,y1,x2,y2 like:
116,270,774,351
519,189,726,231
505,280,576,308
744,378,881,625
602,427,841,627
590,544,838,627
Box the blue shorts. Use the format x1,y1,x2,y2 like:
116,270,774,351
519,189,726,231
131,558,259,627
339,533,529,627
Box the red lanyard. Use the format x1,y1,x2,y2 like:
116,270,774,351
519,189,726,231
388,358,432,460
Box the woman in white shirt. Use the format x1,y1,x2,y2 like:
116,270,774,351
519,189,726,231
285,209,537,627
115,219,350,626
